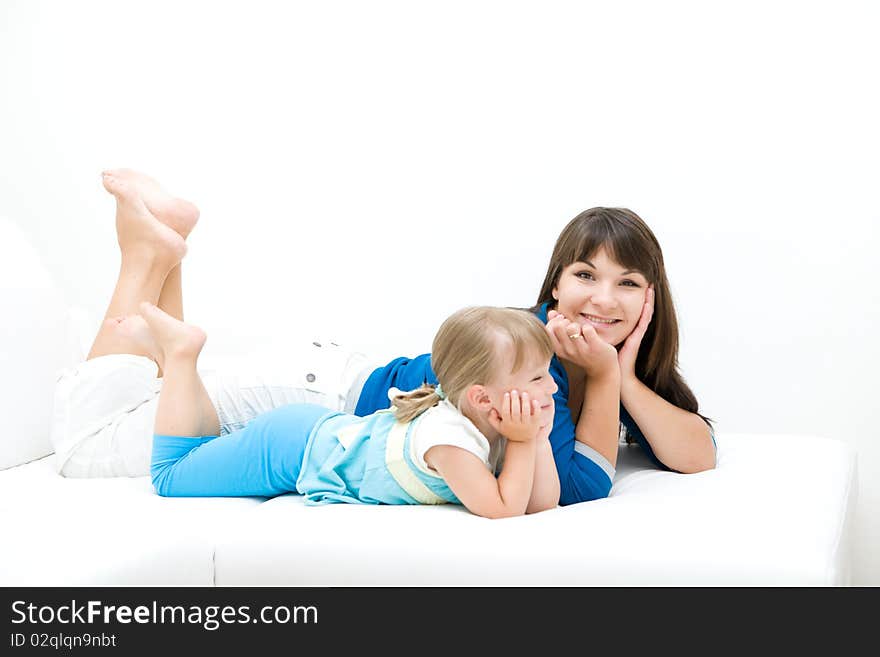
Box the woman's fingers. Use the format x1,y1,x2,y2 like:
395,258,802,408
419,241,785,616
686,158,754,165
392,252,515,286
579,322,600,345
640,286,655,331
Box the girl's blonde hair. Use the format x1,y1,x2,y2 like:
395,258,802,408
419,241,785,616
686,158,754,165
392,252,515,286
391,306,553,423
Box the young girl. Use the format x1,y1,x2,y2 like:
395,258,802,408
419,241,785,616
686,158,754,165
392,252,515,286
123,301,560,519
52,169,713,507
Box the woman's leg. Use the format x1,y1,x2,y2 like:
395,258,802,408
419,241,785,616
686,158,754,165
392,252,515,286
105,169,200,322
87,169,200,359
86,173,187,362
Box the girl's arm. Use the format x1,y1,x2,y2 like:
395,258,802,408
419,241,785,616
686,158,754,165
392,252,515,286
426,390,542,519
525,425,560,513
617,287,715,473
427,441,536,519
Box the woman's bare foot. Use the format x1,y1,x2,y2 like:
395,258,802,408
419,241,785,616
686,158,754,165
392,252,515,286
102,172,187,266
102,168,199,239
138,301,207,362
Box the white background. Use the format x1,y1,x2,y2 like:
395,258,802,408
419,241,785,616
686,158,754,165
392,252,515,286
2,1,877,583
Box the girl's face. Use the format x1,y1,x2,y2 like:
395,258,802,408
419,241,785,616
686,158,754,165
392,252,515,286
483,348,558,430
552,247,649,347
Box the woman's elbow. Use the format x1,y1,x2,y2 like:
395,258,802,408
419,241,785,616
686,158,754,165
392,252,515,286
675,446,717,474
526,500,559,514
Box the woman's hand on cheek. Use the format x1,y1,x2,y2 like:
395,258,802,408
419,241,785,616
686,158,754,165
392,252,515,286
617,286,654,382
487,391,542,443
546,311,618,378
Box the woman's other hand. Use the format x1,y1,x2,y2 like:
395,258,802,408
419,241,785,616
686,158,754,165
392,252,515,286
617,285,654,383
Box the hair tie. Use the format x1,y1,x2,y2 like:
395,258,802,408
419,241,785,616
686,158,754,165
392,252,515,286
434,384,446,400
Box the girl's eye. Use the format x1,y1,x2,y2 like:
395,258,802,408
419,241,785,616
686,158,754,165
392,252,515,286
531,375,543,382
621,280,640,287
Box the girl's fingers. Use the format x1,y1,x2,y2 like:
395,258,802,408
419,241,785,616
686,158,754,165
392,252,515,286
501,392,511,419
521,391,531,417
510,390,522,422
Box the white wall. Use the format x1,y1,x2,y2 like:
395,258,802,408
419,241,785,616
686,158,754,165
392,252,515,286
2,1,877,583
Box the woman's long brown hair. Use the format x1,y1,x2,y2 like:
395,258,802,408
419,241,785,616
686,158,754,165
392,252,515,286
533,207,709,423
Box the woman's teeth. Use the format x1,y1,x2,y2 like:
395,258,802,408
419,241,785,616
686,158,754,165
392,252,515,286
583,314,617,324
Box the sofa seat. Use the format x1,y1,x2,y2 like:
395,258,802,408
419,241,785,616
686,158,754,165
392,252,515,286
0,456,265,586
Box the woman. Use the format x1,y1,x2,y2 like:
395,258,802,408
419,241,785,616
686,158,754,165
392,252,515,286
51,169,714,504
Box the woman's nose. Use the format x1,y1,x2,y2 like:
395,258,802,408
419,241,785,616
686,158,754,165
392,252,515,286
589,284,618,309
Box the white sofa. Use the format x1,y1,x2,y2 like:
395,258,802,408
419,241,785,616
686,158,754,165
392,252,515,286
0,218,859,586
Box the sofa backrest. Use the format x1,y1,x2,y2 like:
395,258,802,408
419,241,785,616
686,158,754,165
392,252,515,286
0,218,80,470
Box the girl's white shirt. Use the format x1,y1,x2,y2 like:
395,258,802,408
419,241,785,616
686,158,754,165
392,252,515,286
407,398,507,477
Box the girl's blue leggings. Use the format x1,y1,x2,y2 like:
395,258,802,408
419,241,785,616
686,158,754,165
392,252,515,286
150,403,331,497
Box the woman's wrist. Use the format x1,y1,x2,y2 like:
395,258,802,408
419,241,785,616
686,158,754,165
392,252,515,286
620,374,646,404
585,366,621,389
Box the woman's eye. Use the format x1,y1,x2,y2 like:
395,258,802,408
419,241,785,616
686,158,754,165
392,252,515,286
621,280,640,287
576,272,595,280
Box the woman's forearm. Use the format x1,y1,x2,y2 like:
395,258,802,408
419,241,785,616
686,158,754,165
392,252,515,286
620,377,715,473
575,371,621,469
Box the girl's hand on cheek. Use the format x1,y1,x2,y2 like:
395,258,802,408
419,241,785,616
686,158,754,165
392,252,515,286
546,312,618,378
487,390,542,443
618,286,654,382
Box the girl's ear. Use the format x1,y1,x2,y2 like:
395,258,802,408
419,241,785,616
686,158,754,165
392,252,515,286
464,384,492,411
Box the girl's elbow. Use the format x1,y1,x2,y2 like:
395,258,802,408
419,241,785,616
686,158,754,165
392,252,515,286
476,502,528,519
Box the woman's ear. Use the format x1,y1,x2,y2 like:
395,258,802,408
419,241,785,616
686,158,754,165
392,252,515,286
551,286,559,301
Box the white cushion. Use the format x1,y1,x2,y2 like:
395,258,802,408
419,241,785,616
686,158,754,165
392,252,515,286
0,219,79,470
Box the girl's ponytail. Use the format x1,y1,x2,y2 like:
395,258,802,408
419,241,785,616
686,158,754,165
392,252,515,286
391,384,445,423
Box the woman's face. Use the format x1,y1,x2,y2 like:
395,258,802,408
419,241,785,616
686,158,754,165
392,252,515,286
551,247,649,347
